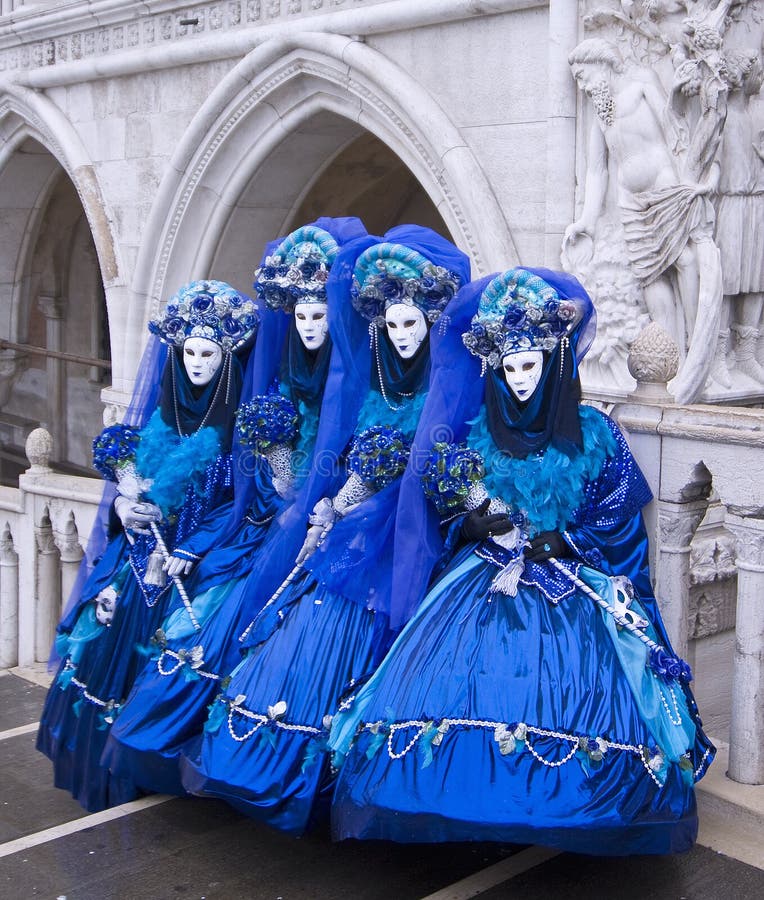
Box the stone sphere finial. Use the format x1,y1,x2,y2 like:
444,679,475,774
25,427,53,472
627,322,680,402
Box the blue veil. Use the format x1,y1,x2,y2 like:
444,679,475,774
296,226,472,629
389,266,596,628
233,228,381,643
228,216,368,526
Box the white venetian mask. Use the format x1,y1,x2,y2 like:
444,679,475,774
183,336,223,387
502,349,544,401
294,301,329,350
385,303,428,360
95,586,118,626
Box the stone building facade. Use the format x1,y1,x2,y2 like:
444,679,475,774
1,0,763,793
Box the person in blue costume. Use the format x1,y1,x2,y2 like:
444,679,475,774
102,218,368,795
36,280,258,812
329,267,716,855
181,226,471,836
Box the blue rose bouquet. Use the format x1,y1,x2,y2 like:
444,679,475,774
92,424,141,482
421,442,485,514
235,394,299,455
347,426,412,491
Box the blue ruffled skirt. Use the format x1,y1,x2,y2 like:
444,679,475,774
329,546,712,855
103,518,273,795
181,572,389,835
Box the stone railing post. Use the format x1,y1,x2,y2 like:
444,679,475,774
0,522,19,668
654,499,708,662
34,506,60,663
58,511,83,615
725,512,764,784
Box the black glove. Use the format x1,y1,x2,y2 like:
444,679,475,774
461,499,515,543
525,530,569,563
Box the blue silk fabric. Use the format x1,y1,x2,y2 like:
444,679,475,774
181,577,390,834
329,414,714,855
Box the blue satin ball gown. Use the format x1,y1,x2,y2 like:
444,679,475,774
329,406,715,855
36,411,234,812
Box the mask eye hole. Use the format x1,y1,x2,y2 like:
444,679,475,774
522,362,536,372
403,319,417,329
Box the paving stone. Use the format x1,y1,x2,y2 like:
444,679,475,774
478,844,764,900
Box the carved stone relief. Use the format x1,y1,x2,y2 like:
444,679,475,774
564,1,764,404
0,1,385,73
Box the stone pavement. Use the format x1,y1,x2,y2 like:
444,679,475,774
1,670,762,900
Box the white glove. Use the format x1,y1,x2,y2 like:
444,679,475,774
114,496,162,534
296,523,326,565
164,555,194,577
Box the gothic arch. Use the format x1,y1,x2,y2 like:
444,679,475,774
133,32,518,364
0,84,122,289
0,87,117,469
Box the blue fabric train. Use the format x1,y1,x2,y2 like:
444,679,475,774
329,267,715,855
180,225,471,835
101,218,368,795
36,280,258,812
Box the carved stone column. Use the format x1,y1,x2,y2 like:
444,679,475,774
725,512,764,785
0,523,19,669
58,511,83,615
34,507,61,663
37,293,66,463
654,499,708,662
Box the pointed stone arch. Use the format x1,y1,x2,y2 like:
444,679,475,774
134,32,517,364
0,84,121,290
0,85,119,469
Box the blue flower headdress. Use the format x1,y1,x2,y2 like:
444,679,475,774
253,225,340,313
462,268,584,371
351,242,462,327
149,280,258,352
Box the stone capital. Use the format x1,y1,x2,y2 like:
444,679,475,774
37,293,64,320
725,513,764,572
656,499,708,552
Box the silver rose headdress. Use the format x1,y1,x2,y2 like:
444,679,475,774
253,225,340,314
351,242,462,327
149,280,258,352
462,268,584,373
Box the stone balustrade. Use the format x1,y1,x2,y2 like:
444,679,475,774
0,426,102,669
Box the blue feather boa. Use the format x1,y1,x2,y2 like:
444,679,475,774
468,404,616,535
355,388,427,438
134,410,222,517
